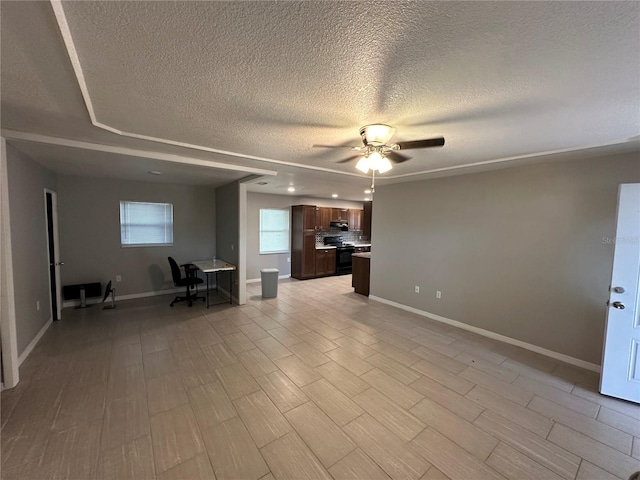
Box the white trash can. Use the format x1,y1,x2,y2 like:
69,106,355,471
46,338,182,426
260,268,279,298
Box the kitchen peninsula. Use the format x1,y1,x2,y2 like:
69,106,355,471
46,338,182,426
352,252,371,296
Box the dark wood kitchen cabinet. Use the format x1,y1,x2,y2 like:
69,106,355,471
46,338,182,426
352,254,370,296
301,204,316,230
315,249,336,277
363,201,372,238
292,205,317,279
331,208,348,222
316,207,331,231
348,209,363,231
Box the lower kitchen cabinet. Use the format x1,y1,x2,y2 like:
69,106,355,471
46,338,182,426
315,249,336,277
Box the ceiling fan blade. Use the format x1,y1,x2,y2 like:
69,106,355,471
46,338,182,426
387,151,411,163
396,137,445,150
337,155,362,164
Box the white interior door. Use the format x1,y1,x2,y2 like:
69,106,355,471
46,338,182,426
600,183,640,403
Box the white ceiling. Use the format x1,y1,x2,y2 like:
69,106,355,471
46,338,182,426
1,1,639,200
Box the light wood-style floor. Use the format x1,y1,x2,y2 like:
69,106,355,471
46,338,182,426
2,275,639,480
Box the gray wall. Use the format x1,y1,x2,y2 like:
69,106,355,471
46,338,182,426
215,181,239,267
215,181,240,298
6,144,57,355
246,192,364,280
372,152,640,365
57,175,216,297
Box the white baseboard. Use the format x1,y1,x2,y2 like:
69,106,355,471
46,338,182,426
62,287,191,308
369,295,601,373
18,316,52,365
246,274,291,284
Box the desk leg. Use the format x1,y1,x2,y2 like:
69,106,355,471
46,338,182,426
230,270,233,305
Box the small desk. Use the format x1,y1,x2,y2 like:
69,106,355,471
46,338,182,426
191,259,236,307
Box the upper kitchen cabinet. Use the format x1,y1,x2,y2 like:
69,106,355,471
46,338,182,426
331,208,349,222
348,209,363,232
302,204,317,230
316,207,331,231
363,201,372,238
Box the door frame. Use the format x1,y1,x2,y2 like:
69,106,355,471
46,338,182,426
44,188,62,321
0,137,19,389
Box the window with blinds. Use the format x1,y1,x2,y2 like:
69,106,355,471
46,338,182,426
120,201,174,247
260,208,290,254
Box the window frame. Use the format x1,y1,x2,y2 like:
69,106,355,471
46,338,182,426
119,200,174,248
259,208,290,255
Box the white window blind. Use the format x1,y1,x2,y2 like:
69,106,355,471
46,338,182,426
260,208,289,254
120,201,173,247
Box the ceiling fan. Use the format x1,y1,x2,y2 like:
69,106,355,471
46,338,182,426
314,124,445,174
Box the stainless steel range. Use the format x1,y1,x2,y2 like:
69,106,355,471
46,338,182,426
323,236,355,275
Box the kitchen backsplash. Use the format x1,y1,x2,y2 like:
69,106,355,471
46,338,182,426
316,230,369,246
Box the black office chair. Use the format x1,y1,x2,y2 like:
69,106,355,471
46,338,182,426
168,257,204,307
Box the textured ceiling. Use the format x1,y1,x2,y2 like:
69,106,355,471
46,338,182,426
1,1,639,199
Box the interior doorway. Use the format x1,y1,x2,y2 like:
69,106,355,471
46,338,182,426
45,189,62,321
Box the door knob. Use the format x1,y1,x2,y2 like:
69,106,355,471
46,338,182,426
55,262,64,266
611,301,625,310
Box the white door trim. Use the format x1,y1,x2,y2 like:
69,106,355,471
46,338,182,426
0,137,19,388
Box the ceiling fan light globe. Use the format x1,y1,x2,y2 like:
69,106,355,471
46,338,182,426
356,157,371,173
378,157,393,173
368,151,383,165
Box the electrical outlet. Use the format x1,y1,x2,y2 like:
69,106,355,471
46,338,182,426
436,290,442,299
36,300,40,311
414,286,420,293
116,275,122,282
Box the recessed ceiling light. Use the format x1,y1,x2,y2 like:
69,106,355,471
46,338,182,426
364,189,372,194
364,197,370,201
148,170,162,175
331,193,338,198
287,186,296,192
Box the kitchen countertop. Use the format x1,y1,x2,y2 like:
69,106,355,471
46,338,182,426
316,244,370,249
352,252,371,259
